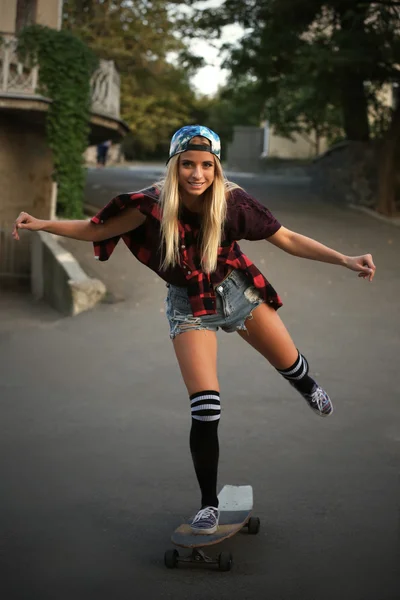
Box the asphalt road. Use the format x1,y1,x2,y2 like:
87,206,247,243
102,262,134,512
1,166,399,600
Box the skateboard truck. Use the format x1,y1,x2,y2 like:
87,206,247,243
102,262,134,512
164,547,233,571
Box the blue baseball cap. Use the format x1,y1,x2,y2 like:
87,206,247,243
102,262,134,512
167,125,221,163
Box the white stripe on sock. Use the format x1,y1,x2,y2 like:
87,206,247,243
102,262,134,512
190,394,220,405
192,414,221,422
281,355,303,377
192,403,220,413
287,357,308,381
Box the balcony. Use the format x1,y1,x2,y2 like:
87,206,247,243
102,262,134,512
0,34,121,120
91,59,121,120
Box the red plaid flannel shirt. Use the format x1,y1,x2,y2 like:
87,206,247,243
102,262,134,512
91,186,283,316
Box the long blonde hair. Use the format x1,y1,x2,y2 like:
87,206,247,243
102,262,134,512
155,156,241,273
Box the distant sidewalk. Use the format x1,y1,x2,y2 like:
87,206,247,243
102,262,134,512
87,161,312,182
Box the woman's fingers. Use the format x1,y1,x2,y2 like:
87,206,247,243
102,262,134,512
363,254,376,281
12,212,30,240
348,254,376,282
12,219,20,240
359,254,376,281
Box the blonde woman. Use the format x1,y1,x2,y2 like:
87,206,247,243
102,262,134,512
12,125,376,535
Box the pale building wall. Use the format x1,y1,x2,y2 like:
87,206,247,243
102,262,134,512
268,129,329,159
0,0,18,33
0,0,62,33
36,0,62,30
0,114,53,222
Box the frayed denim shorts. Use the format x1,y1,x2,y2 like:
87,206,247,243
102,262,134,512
165,269,264,340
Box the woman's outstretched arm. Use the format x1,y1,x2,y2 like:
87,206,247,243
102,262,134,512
267,226,376,281
12,207,146,243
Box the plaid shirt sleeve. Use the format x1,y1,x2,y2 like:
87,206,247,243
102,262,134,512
226,188,281,241
90,189,160,261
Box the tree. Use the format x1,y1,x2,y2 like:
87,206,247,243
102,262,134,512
191,1,400,141
191,0,400,212
62,0,202,158
377,100,400,215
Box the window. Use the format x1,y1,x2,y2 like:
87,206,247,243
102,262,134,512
15,0,37,32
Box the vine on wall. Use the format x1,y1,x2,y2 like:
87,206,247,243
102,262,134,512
18,25,98,218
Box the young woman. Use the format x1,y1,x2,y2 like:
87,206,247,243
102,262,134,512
12,125,376,535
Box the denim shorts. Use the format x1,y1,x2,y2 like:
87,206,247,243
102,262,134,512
165,269,264,339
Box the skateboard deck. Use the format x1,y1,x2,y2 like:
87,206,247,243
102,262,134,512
165,485,260,571
172,484,254,548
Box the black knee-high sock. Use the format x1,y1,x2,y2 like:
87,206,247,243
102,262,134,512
189,390,220,509
276,351,316,394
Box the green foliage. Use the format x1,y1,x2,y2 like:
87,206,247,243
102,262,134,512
119,63,198,159
192,0,400,143
63,0,202,159
17,25,98,218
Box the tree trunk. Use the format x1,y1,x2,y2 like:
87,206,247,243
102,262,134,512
337,3,370,141
377,104,400,216
340,73,370,141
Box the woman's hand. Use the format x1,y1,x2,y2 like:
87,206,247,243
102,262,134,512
345,254,376,281
12,212,44,241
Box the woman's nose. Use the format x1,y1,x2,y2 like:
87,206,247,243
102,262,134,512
192,166,203,179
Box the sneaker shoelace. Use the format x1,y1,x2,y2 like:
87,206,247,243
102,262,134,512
309,386,329,411
192,507,217,524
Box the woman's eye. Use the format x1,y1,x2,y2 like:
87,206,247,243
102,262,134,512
181,162,213,168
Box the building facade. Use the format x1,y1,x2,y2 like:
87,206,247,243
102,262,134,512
0,0,128,282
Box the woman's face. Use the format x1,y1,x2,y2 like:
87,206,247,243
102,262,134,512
178,136,215,199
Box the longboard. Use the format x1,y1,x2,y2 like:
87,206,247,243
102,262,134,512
165,485,260,571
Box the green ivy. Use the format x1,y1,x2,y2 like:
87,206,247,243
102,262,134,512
17,25,98,218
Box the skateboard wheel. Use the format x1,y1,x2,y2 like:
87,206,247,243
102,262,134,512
164,549,179,569
218,551,233,572
247,517,261,534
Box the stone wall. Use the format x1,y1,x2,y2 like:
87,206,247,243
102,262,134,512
310,141,381,208
0,113,54,282
0,114,54,222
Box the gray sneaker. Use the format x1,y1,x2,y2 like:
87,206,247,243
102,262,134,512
190,506,220,534
292,382,333,417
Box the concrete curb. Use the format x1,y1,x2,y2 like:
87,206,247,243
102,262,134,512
348,204,400,227
84,203,99,216
31,231,106,316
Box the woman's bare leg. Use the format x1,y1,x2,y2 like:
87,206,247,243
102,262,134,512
237,302,298,369
172,329,219,394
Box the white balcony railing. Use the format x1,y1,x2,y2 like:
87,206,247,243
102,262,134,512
90,59,121,119
0,35,120,119
0,34,38,95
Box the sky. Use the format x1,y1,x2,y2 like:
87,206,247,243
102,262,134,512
176,0,244,97
190,25,243,96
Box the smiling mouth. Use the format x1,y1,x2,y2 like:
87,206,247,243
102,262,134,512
188,182,204,187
